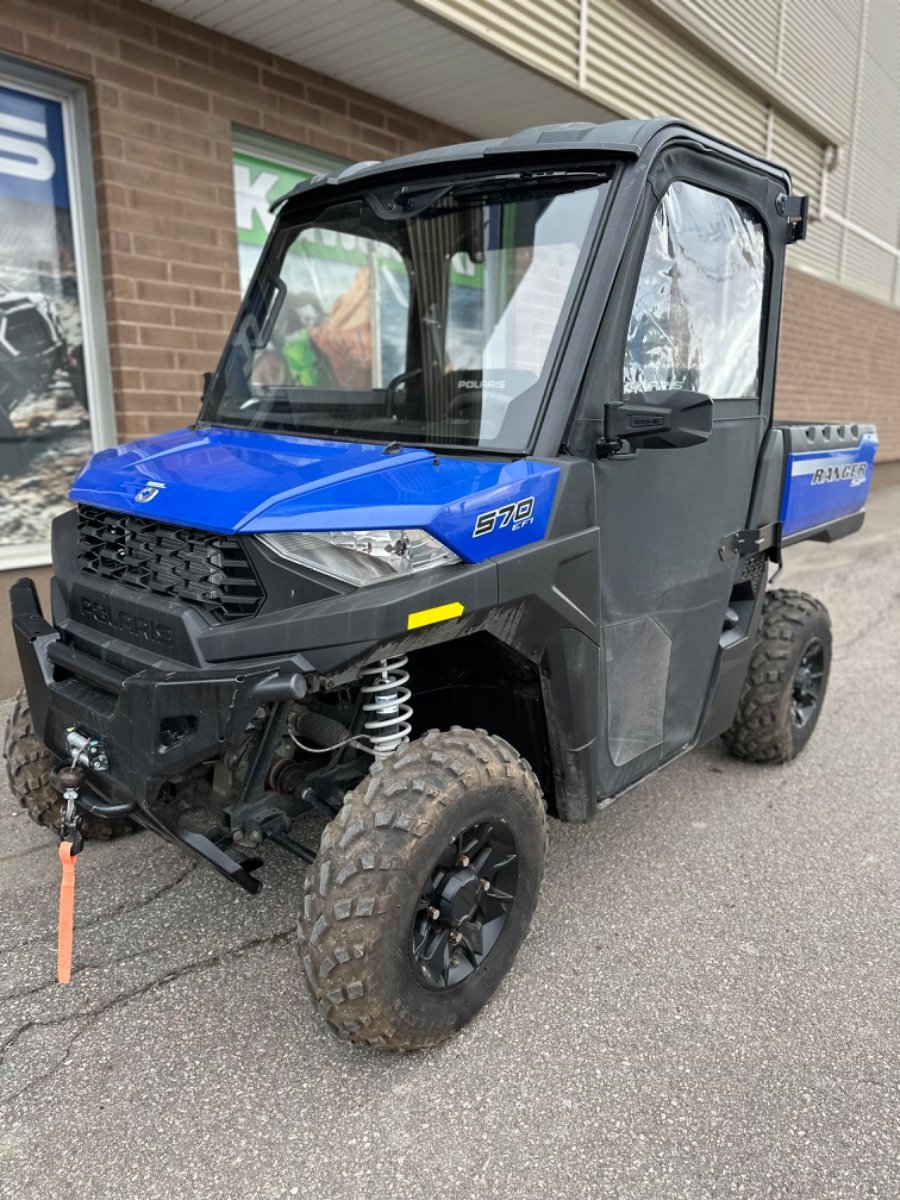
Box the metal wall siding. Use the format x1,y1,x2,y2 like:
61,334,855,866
769,113,823,198
584,0,768,151
794,216,843,280
842,231,897,301
666,0,782,72
419,0,582,82
863,0,899,74
444,0,898,309
426,0,899,310
780,0,861,129
851,68,900,239
823,152,852,214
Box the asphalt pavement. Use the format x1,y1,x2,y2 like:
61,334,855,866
1,485,898,1200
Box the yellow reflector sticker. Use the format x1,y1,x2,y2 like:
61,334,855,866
407,602,465,630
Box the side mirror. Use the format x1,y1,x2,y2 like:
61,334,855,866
598,390,713,454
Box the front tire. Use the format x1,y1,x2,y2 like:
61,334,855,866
722,588,832,764
298,727,547,1050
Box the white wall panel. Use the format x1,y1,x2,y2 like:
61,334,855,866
584,0,769,151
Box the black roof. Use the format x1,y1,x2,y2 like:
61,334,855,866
275,116,791,213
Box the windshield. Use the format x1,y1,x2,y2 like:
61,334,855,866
201,170,611,452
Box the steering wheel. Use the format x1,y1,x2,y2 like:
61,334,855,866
383,368,422,418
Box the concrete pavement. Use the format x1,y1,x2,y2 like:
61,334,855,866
0,486,898,1200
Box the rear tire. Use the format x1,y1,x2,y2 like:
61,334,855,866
4,689,136,839
298,727,547,1050
722,588,832,764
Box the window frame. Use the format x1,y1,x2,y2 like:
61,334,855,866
0,53,115,571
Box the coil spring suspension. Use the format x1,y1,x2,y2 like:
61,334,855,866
359,655,412,756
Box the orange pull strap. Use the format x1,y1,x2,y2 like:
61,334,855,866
57,841,77,985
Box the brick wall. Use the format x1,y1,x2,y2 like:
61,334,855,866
778,270,900,461
0,0,466,441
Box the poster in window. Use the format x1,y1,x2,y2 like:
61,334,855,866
0,82,92,551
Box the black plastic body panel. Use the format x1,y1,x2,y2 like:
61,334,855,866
781,509,865,546
696,575,768,744
777,420,877,453
746,427,786,530
12,579,310,808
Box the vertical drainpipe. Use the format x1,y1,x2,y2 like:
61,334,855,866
839,0,870,282
767,0,785,168
774,0,787,75
578,0,589,91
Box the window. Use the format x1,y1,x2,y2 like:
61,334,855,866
0,64,113,569
624,181,767,400
208,173,610,452
232,134,347,293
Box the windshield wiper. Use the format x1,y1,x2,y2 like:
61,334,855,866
367,169,607,221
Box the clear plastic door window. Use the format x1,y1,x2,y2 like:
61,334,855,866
624,182,767,399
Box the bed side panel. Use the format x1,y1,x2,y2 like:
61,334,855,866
778,424,878,539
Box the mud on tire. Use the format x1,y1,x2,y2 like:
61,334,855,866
722,588,832,764
4,688,136,839
298,727,547,1050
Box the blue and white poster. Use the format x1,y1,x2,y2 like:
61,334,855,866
0,80,91,551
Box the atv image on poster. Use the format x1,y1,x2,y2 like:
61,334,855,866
0,282,87,471
8,117,878,1049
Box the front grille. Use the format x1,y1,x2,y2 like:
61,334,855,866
76,505,264,622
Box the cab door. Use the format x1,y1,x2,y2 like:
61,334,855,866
591,158,781,797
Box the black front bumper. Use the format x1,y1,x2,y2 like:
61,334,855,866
11,578,314,892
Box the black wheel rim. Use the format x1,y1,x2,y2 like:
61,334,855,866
409,820,518,990
791,638,825,729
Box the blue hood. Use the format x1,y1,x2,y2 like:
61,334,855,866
69,427,559,562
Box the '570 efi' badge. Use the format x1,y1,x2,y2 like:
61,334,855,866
473,496,535,537
135,480,166,503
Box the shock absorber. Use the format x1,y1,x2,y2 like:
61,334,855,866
359,655,412,756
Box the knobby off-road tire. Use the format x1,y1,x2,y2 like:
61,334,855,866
298,727,547,1050
4,689,136,839
722,588,832,764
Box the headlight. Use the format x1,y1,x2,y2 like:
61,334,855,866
258,529,460,587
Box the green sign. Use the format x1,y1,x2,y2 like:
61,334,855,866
233,149,318,247
232,146,482,290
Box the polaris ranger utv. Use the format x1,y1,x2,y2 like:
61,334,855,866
7,117,877,1048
